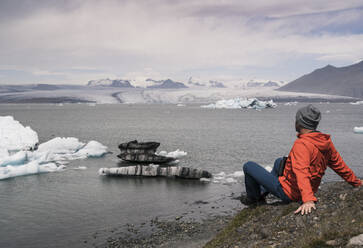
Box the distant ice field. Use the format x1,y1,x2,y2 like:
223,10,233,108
0,103,362,248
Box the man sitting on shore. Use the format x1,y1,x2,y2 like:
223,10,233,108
241,104,362,215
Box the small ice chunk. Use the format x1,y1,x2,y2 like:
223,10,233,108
0,116,39,152
223,178,237,184
176,103,185,107
74,166,87,170
353,127,363,134
200,178,211,182
234,171,244,177
168,160,180,165
214,172,226,177
213,172,226,180
284,102,298,106
156,149,187,159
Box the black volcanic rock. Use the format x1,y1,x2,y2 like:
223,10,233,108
110,80,134,88
147,79,188,89
278,61,363,98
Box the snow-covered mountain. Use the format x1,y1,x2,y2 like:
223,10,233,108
247,80,280,87
87,79,134,88
208,80,226,88
146,79,188,89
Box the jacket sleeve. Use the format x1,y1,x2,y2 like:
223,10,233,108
328,142,362,187
290,141,317,203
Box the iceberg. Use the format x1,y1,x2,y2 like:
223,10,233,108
37,137,85,154
201,98,276,109
0,116,108,180
74,140,108,158
0,151,28,167
353,127,363,134
0,162,63,180
0,116,38,152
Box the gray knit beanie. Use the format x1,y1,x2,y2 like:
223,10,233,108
296,104,321,130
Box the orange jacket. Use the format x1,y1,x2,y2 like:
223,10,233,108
279,132,361,203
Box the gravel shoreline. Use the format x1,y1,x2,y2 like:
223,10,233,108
88,181,361,248
104,215,233,248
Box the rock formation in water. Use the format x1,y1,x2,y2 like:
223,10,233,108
118,140,176,164
99,164,212,179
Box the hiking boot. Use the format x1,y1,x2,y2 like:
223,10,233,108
239,194,266,207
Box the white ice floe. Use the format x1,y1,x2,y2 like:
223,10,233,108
200,178,211,182
176,103,186,107
73,166,87,170
0,161,64,180
284,102,298,106
156,149,187,159
38,137,85,154
210,166,272,184
0,116,39,152
0,116,108,180
353,127,363,134
201,98,276,109
210,171,244,184
75,140,108,158
350,101,363,105
0,151,27,167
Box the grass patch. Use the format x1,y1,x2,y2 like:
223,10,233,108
204,206,267,248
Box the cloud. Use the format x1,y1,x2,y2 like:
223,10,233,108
0,0,363,84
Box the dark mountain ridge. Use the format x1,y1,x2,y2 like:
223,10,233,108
146,79,188,89
278,60,363,99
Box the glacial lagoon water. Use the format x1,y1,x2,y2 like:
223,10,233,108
0,103,362,247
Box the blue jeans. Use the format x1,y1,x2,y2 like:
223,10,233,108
243,158,291,203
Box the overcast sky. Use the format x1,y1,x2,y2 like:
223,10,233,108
1,0,363,85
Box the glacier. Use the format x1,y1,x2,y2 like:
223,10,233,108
0,116,108,180
201,98,277,109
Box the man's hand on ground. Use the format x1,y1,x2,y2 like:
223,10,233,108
294,201,316,215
